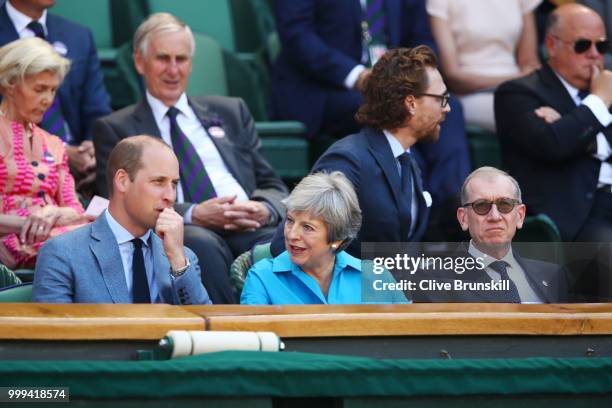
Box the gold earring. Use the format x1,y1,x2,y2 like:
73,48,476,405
331,243,338,251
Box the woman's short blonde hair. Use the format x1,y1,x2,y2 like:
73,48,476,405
0,37,70,92
284,171,362,246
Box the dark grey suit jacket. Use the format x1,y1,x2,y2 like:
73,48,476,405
408,248,568,303
92,95,287,215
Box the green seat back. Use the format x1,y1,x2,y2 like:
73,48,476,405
189,33,228,96
51,0,113,49
0,283,32,303
229,243,272,297
466,126,502,170
147,0,235,51
515,214,562,243
0,264,21,289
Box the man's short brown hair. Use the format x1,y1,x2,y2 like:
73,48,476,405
106,135,173,196
356,46,438,130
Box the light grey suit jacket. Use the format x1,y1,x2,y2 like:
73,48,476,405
32,215,212,304
92,95,288,216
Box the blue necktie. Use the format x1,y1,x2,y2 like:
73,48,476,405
167,107,217,203
398,152,413,240
27,21,69,142
132,238,150,304
489,260,521,303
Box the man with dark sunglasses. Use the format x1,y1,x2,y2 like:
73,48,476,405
495,3,612,245
410,167,567,303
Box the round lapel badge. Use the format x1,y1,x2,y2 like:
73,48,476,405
208,126,226,138
52,41,68,56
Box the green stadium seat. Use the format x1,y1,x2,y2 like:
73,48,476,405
466,125,502,170
0,264,21,289
0,283,32,302
229,242,272,296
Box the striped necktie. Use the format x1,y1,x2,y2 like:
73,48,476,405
489,260,521,303
167,106,217,203
27,21,69,142
365,0,387,45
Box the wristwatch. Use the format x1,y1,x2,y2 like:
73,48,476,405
170,258,190,278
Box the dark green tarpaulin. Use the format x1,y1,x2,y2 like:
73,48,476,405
2,351,612,398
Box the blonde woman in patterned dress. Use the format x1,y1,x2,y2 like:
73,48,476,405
0,37,88,268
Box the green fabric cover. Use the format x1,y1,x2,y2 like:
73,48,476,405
2,352,612,398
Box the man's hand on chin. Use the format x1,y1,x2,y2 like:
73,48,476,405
155,207,186,269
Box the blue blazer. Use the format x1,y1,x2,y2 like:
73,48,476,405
271,127,431,257
32,215,211,304
270,0,435,138
0,2,111,144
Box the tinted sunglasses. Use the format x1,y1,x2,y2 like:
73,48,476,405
462,198,521,215
555,36,610,54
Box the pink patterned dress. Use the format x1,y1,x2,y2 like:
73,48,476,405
0,116,85,268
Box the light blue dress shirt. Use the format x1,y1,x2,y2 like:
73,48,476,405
240,250,408,305
104,210,159,303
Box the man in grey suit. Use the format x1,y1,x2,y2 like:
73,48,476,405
33,135,211,304
410,167,567,303
92,13,288,304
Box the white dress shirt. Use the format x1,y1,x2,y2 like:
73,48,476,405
555,73,612,185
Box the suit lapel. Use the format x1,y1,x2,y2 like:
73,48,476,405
515,253,554,303
365,128,403,209
0,4,19,42
90,215,131,303
385,0,401,46
540,64,579,113
150,234,174,304
188,97,247,188
134,99,164,138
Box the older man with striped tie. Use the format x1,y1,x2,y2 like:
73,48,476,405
92,13,288,304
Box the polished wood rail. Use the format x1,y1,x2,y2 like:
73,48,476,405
2,303,612,340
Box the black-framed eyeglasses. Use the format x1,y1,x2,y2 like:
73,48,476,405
553,36,610,54
417,92,450,108
462,198,521,215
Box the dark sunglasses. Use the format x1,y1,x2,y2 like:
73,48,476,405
418,92,450,108
555,36,610,54
462,198,521,215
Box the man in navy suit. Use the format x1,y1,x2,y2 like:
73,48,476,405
270,0,470,219
409,167,567,303
33,136,211,304
0,0,111,189
272,46,446,256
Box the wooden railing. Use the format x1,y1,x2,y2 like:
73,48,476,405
2,303,612,340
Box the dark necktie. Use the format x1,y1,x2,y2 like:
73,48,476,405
167,107,217,203
578,90,590,100
489,260,521,303
397,152,413,240
131,238,150,304
27,21,69,141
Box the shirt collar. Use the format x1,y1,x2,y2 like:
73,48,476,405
468,240,515,267
6,0,48,37
146,91,193,124
383,129,410,159
104,209,151,247
272,250,361,273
